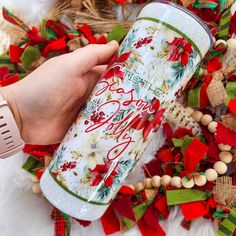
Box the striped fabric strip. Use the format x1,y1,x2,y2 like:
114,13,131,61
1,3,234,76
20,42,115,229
218,8,231,39
0,55,15,72
217,207,236,236
2,7,29,32
22,156,44,175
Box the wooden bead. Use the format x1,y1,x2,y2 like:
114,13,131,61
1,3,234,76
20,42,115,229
135,182,144,192
151,175,161,188
208,121,218,133
213,161,227,175
182,177,194,189
186,107,194,115
161,175,171,186
201,114,213,126
205,168,218,182
32,183,42,194
218,143,232,152
30,175,39,183
219,151,233,164
144,178,153,189
194,175,207,186
170,176,182,188
192,111,203,122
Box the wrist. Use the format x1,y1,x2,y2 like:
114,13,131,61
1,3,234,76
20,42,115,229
0,86,22,136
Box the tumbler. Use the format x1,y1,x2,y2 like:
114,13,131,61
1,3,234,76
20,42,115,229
40,1,213,220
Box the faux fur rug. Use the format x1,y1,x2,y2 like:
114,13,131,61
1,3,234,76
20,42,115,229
0,1,215,235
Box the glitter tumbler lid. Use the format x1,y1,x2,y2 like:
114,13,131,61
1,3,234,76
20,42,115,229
138,1,213,57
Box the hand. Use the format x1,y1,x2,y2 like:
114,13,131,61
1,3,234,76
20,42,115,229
0,41,119,144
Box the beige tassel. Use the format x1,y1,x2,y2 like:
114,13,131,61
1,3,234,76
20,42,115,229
167,102,202,135
222,114,236,132
213,177,236,210
206,72,228,107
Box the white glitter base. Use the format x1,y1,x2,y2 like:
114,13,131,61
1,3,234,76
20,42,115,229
40,168,108,221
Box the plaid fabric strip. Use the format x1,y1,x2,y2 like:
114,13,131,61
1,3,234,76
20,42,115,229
218,8,231,39
218,207,236,236
2,7,29,32
51,208,71,236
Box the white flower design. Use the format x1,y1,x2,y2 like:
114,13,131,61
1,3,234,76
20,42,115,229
82,133,105,170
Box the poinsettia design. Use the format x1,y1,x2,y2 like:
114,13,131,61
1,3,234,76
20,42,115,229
131,98,165,139
82,135,105,169
90,163,118,187
102,51,131,80
167,37,193,66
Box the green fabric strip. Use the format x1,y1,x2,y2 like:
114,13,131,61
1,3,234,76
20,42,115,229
166,189,207,205
172,138,184,147
188,87,201,108
228,213,236,224
122,201,151,229
226,82,236,104
22,156,44,175
181,136,194,154
217,208,236,236
193,1,218,9
20,46,41,69
218,8,231,39
50,171,109,205
137,17,202,59
107,25,128,42
218,224,233,236
222,219,235,232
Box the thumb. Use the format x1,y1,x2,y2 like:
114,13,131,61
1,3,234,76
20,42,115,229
70,41,119,75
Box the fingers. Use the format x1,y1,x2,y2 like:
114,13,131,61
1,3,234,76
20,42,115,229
70,41,119,75
82,65,107,97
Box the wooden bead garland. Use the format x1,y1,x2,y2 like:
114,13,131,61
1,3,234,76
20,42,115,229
125,106,234,192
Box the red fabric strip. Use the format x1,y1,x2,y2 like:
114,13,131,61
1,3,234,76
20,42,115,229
138,216,165,236
154,195,169,219
216,122,236,146
0,74,19,87
180,201,209,221
41,37,67,57
9,45,24,63
184,138,208,171
229,99,236,114
101,206,120,235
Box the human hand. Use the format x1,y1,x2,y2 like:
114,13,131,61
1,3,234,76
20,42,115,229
0,41,119,144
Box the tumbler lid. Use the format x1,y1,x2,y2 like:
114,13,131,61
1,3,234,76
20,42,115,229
138,1,213,57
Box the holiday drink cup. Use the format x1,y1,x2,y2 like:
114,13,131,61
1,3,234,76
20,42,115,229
40,1,213,220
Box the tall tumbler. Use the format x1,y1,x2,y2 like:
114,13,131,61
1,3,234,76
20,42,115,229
40,1,213,220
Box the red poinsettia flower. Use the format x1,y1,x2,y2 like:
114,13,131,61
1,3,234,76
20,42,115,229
131,98,165,139
102,51,131,80
167,37,193,66
90,164,118,187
